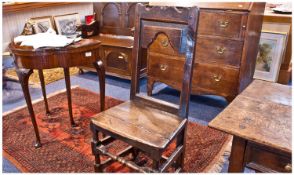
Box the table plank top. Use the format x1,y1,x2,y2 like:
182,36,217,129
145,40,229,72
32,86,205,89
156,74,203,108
209,80,292,153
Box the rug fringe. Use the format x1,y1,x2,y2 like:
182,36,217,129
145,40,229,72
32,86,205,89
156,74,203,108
203,135,233,173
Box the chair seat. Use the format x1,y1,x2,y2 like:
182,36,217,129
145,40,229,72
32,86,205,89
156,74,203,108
91,100,186,150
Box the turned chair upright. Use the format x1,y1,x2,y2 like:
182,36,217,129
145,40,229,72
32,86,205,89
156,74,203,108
90,4,199,172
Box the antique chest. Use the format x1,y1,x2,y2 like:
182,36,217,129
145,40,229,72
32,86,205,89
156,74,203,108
147,2,266,101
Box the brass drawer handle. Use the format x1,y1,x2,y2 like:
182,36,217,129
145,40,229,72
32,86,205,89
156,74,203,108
219,21,229,28
117,52,128,62
160,64,168,71
213,74,222,82
216,46,226,55
161,39,168,47
285,163,292,172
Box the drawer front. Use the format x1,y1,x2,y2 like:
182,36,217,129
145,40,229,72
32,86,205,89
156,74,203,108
192,63,239,97
103,47,131,75
198,11,247,39
195,37,243,67
147,51,184,89
245,142,292,173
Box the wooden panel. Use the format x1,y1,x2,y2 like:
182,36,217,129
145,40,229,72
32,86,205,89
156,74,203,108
192,63,240,97
102,46,132,76
198,10,247,39
125,3,137,28
101,3,121,27
141,20,188,53
196,36,243,67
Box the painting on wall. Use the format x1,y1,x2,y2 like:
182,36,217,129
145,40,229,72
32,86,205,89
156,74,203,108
254,31,287,82
31,16,55,33
54,13,81,36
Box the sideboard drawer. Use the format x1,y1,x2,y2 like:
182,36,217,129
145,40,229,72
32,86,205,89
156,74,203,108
192,63,239,97
245,142,292,173
198,10,247,39
103,47,131,75
148,51,184,89
195,37,243,67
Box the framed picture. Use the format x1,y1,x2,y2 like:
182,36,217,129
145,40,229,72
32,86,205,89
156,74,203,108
30,16,54,33
54,13,81,36
253,31,287,82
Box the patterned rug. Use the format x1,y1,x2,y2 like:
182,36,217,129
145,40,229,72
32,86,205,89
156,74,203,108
3,87,230,173
5,67,80,85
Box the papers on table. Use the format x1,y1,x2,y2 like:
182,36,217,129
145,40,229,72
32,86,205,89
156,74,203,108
14,28,75,49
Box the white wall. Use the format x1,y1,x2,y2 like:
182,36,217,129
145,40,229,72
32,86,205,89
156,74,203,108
2,3,93,52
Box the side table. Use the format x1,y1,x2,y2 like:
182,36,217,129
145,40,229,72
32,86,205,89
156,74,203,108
9,39,105,148
209,80,292,172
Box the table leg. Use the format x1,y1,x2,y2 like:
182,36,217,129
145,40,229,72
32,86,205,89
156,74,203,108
16,68,42,148
93,60,105,112
38,69,50,115
63,68,76,127
228,136,247,172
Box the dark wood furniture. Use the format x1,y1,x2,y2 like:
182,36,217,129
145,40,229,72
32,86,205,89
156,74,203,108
90,4,199,172
263,9,292,84
9,39,105,148
209,80,292,173
3,2,78,14
147,2,266,102
80,3,143,79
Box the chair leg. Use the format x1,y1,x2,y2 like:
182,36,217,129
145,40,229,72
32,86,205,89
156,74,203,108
90,123,102,172
152,159,160,171
175,128,186,171
131,148,139,161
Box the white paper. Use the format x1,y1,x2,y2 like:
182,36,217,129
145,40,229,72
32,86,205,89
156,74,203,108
14,28,74,49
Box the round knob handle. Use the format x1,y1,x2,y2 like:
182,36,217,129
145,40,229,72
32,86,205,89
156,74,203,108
285,164,292,172
219,21,229,28
117,52,128,62
160,64,168,71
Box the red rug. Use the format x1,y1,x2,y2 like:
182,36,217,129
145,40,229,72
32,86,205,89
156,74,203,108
3,87,229,172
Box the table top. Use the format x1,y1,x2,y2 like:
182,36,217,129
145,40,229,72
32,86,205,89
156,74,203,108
9,38,101,54
209,80,292,153
9,38,102,69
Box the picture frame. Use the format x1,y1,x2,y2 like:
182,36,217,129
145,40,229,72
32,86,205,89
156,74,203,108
254,31,288,82
54,13,81,36
30,16,55,34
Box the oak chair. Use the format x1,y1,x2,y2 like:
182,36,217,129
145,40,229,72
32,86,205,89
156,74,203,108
90,4,199,172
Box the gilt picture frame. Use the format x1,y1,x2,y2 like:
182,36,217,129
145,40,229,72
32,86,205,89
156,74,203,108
254,31,287,82
54,13,81,36
30,16,55,34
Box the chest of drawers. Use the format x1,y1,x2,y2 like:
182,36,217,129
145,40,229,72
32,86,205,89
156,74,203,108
147,2,266,101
